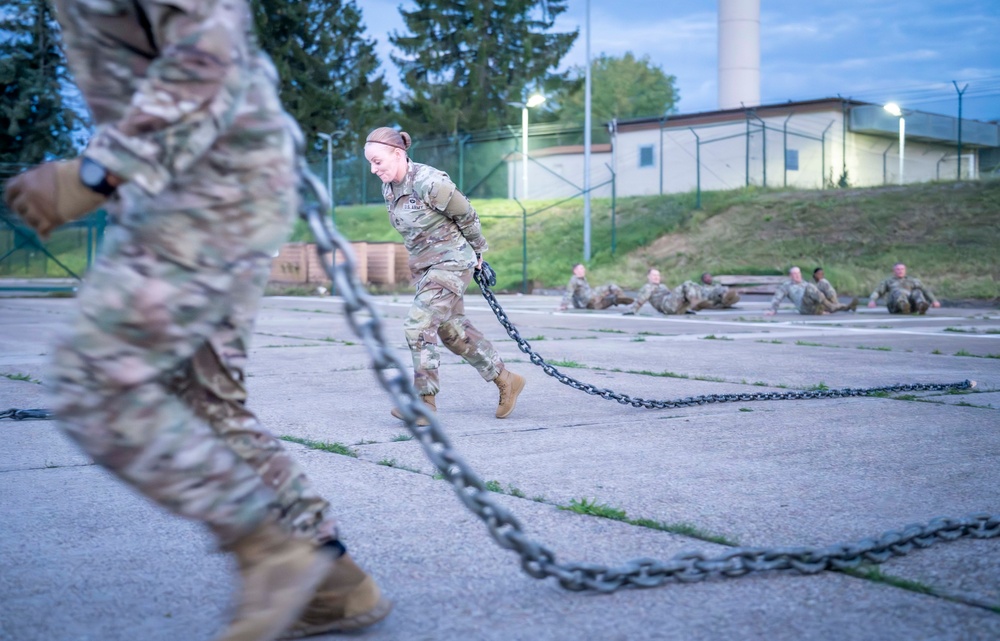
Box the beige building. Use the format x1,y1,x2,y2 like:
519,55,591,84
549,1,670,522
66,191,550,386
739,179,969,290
506,98,999,200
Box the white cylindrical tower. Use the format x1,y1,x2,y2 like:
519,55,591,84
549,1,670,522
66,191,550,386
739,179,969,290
718,0,761,110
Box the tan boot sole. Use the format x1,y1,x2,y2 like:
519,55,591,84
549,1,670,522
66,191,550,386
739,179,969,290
390,406,430,426
279,596,393,638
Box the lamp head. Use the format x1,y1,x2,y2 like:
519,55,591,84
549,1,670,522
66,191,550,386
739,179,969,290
526,93,546,109
883,102,902,117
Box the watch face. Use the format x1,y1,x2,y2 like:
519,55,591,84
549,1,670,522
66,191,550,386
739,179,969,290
80,159,106,187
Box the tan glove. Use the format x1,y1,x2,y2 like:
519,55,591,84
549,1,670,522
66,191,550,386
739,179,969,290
3,158,107,239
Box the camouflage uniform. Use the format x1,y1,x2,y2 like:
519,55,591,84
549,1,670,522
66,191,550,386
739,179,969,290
48,0,335,546
383,160,503,396
561,275,627,310
869,275,938,314
694,283,740,309
815,278,839,305
768,280,839,315
627,281,698,315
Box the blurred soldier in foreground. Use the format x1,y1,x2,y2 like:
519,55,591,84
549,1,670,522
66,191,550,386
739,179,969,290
3,1,389,639
692,272,740,310
813,267,859,311
623,268,698,316
364,127,526,424
765,267,855,316
558,263,634,311
867,263,941,314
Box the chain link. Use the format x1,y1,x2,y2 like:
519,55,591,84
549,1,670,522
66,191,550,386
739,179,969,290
0,408,53,420
296,166,998,592
471,267,975,407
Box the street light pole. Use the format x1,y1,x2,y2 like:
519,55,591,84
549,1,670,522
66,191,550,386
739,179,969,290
317,131,345,221
521,104,529,201
883,103,905,185
508,94,545,201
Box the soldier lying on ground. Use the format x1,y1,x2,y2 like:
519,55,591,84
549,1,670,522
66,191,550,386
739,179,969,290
765,266,856,316
558,263,634,311
867,263,940,314
692,272,740,310
623,268,699,316
813,267,859,311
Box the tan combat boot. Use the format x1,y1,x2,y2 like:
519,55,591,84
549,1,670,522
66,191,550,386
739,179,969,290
847,296,859,312
722,290,740,307
390,394,436,426
493,368,526,418
216,524,334,641
280,552,393,639
916,300,930,315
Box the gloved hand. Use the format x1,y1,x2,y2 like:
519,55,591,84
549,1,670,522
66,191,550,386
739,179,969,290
3,158,107,239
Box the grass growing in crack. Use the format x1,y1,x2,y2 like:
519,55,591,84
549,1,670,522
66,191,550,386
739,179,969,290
561,499,738,545
739,408,753,412
808,382,830,391
390,434,413,442
638,331,666,336
525,335,546,341
593,328,626,334
432,472,445,480
631,337,646,342
753,381,768,386
756,339,783,344
2,372,41,384
547,359,585,368
693,375,726,382
795,340,826,347
701,334,733,341
931,349,943,355
954,349,973,357
507,485,526,498
844,566,934,595
377,458,420,473
857,345,892,351
484,480,504,493
280,436,358,458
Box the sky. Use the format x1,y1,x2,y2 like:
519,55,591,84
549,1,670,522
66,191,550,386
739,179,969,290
360,0,1000,122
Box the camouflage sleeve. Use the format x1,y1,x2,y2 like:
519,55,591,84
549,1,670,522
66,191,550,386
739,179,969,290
418,173,488,254
869,278,889,303
769,282,789,311
82,0,248,196
912,278,938,303
627,283,652,313
817,279,837,303
560,277,576,308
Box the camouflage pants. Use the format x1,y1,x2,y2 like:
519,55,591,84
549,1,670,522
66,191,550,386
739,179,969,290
587,284,626,310
798,284,838,315
653,283,698,315
887,288,927,314
695,285,739,310
404,268,503,396
53,221,335,547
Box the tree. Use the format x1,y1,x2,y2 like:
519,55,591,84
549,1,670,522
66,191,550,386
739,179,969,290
556,52,680,125
251,0,390,158
0,0,81,168
391,0,578,137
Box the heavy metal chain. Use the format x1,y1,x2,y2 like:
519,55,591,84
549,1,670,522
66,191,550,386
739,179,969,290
472,263,975,407
297,167,998,592
1,408,53,420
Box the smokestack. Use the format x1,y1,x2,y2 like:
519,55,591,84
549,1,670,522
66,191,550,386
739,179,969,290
718,0,761,110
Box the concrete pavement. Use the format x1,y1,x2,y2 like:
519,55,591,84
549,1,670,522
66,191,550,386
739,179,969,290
1,292,998,641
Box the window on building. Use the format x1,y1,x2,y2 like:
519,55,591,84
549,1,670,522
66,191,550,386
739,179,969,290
639,145,655,168
786,149,799,171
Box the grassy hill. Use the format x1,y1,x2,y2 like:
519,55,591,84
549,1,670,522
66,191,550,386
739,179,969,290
295,178,1000,302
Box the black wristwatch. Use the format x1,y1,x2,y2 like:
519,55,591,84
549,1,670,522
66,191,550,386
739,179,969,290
79,157,117,196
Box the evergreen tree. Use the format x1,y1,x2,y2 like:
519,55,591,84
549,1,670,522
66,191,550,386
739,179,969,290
391,0,578,136
0,0,81,168
251,0,391,158
556,52,680,125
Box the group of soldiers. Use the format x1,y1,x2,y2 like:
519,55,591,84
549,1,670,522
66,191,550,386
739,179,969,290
559,263,940,317
558,264,740,316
